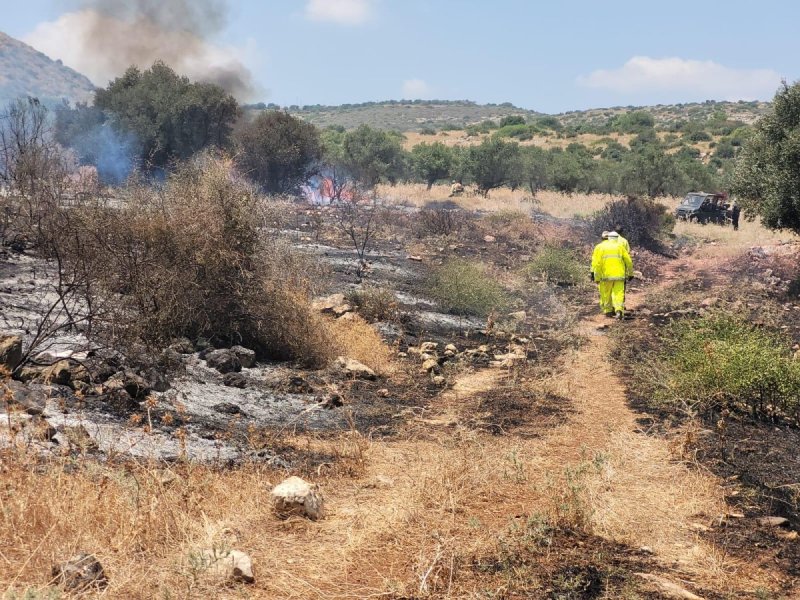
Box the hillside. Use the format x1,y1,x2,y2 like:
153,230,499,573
279,98,770,132
0,31,96,107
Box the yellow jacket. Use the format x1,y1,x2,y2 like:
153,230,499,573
591,238,633,282
617,234,630,254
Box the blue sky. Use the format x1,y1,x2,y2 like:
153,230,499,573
2,0,797,112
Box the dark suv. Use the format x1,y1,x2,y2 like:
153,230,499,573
675,192,732,225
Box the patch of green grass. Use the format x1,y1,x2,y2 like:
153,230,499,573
526,245,586,286
427,259,508,317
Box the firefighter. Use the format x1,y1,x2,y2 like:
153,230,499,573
591,231,633,320
731,203,741,231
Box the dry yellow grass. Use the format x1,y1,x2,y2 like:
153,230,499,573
327,313,395,375
379,182,616,218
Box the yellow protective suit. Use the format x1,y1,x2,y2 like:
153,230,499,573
591,237,633,315
617,234,630,254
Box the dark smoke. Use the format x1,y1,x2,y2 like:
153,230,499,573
73,0,256,99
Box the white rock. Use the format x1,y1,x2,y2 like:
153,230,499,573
335,356,376,380
419,341,438,353
198,548,255,584
271,476,325,520
634,573,704,599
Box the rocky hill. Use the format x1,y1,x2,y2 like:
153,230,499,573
0,31,96,107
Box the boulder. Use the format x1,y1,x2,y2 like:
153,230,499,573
507,310,527,323
421,358,440,373
483,235,496,243
4,380,46,415
231,345,256,369
51,553,107,592
312,293,347,314
222,372,248,388
0,334,23,371
205,349,242,374
169,337,195,354
106,370,150,399
198,548,255,584
335,356,376,380
103,388,139,413
419,341,438,353
271,476,324,520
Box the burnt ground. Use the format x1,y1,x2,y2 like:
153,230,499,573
615,240,800,596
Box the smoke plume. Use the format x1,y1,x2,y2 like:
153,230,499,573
24,0,259,100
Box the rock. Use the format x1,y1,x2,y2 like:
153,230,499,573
229,345,256,368
406,255,423,262
205,349,242,374
213,402,242,415
41,360,72,386
420,352,435,362
144,368,171,393
337,311,357,322
106,370,150,399
51,553,107,592
16,365,45,383
312,293,347,314
198,549,255,584
757,516,789,527
444,343,458,354
58,425,99,452
271,476,324,520
421,358,440,373
419,341,438,353
483,235,496,243
634,574,704,599
431,375,446,386
507,310,527,322
4,380,46,415
377,388,390,398
0,334,23,371
700,297,719,308
633,270,644,280
103,389,139,413
336,356,376,380
287,375,313,393
331,303,353,318
222,372,248,388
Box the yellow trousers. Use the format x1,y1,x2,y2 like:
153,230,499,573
598,280,626,314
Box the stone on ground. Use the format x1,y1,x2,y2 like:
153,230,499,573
51,553,107,591
4,380,46,415
335,356,376,380
198,548,255,584
0,334,22,371
205,349,242,374
634,573,704,599
230,345,256,368
271,476,325,520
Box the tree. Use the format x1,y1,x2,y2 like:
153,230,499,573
341,125,407,188
94,62,239,171
235,111,322,194
732,81,800,233
466,137,520,196
410,141,452,189
619,145,686,197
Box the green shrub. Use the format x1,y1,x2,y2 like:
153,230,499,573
657,314,800,421
427,259,508,317
589,196,674,250
526,245,585,286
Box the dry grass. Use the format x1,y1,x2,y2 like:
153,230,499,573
380,182,616,218
327,313,395,376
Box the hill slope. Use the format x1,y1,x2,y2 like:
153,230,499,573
280,99,770,132
0,31,96,107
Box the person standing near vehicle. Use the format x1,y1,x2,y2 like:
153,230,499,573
731,203,741,231
591,231,634,320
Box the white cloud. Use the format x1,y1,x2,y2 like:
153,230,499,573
305,0,374,25
402,78,432,99
577,56,782,101
23,10,262,100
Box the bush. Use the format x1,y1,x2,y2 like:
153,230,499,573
657,314,800,422
427,259,508,317
64,154,334,366
526,246,585,286
588,196,674,250
416,207,467,237
346,286,400,323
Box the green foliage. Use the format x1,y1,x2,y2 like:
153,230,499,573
534,115,563,131
609,110,655,133
526,245,585,286
499,115,526,127
657,314,800,421
619,145,687,197
466,137,521,196
732,81,800,233
410,141,452,189
94,62,239,171
517,146,549,195
427,259,508,317
234,111,322,194
341,125,407,187
589,196,673,250
495,123,536,140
